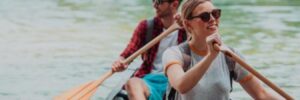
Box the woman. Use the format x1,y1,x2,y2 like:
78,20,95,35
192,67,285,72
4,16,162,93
162,0,282,99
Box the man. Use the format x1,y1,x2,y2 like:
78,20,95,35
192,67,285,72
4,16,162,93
112,0,186,100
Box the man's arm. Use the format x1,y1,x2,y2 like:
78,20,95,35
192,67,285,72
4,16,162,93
112,20,147,72
120,20,147,59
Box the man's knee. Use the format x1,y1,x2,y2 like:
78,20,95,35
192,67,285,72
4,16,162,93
126,78,149,93
125,77,143,89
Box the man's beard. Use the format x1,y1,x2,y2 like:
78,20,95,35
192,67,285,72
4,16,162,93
156,8,172,18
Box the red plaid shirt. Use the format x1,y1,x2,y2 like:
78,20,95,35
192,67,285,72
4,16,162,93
120,17,187,78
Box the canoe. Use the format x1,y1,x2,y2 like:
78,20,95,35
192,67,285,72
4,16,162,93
89,68,136,100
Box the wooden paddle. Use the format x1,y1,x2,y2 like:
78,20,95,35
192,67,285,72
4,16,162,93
54,23,181,100
214,44,294,100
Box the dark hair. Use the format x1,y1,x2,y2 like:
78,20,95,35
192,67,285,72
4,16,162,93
168,0,183,4
181,0,211,20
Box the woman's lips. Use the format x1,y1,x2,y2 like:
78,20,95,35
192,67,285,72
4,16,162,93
207,25,217,31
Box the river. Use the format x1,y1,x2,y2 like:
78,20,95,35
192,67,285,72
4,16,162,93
0,0,299,99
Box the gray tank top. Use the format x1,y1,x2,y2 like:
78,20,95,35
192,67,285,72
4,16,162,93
162,43,249,100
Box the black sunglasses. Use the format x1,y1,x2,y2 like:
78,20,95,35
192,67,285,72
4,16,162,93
188,9,221,22
152,0,170,5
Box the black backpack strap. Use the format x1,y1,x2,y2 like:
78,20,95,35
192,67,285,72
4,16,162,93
168,88,176,100
145,18,154,44
168,42,191,100
224,47,236,92
179,29,187,42
178,42,191,71
183,32,187,41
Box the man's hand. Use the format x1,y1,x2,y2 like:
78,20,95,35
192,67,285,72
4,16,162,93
112,57,128,72
174,13,184,28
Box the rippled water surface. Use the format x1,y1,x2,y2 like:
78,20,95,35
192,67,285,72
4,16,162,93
0,0,299,99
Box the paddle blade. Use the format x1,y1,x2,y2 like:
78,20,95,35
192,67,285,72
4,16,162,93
54,81,94,100
54,71,114,100
77,87,98,100
71,71,114,99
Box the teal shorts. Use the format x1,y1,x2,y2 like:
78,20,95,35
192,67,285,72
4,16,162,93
142,73,168,100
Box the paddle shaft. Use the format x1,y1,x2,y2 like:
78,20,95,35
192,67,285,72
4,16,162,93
71,23,180,99
122,23,180,64
213,44,293,100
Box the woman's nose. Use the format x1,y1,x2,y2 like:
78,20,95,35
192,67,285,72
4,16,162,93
209,14,216,22
208,14,217,24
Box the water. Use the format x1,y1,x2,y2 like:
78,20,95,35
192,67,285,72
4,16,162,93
0,0,299,99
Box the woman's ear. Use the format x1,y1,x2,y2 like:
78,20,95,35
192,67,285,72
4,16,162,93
183,20,192,33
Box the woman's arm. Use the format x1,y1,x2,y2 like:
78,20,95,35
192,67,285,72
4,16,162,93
240,75,284,100
166,33,222,94
166,54,216,94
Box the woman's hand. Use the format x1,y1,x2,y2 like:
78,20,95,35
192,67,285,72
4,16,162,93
111,57,128,72
206,33,222,57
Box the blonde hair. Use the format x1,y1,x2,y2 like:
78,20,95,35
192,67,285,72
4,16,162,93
181,0,211,20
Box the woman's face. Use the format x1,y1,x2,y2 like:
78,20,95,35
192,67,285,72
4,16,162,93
186,1,220,37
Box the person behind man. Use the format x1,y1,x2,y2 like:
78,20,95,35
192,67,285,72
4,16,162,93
162,0,283,99
111,0,187,100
